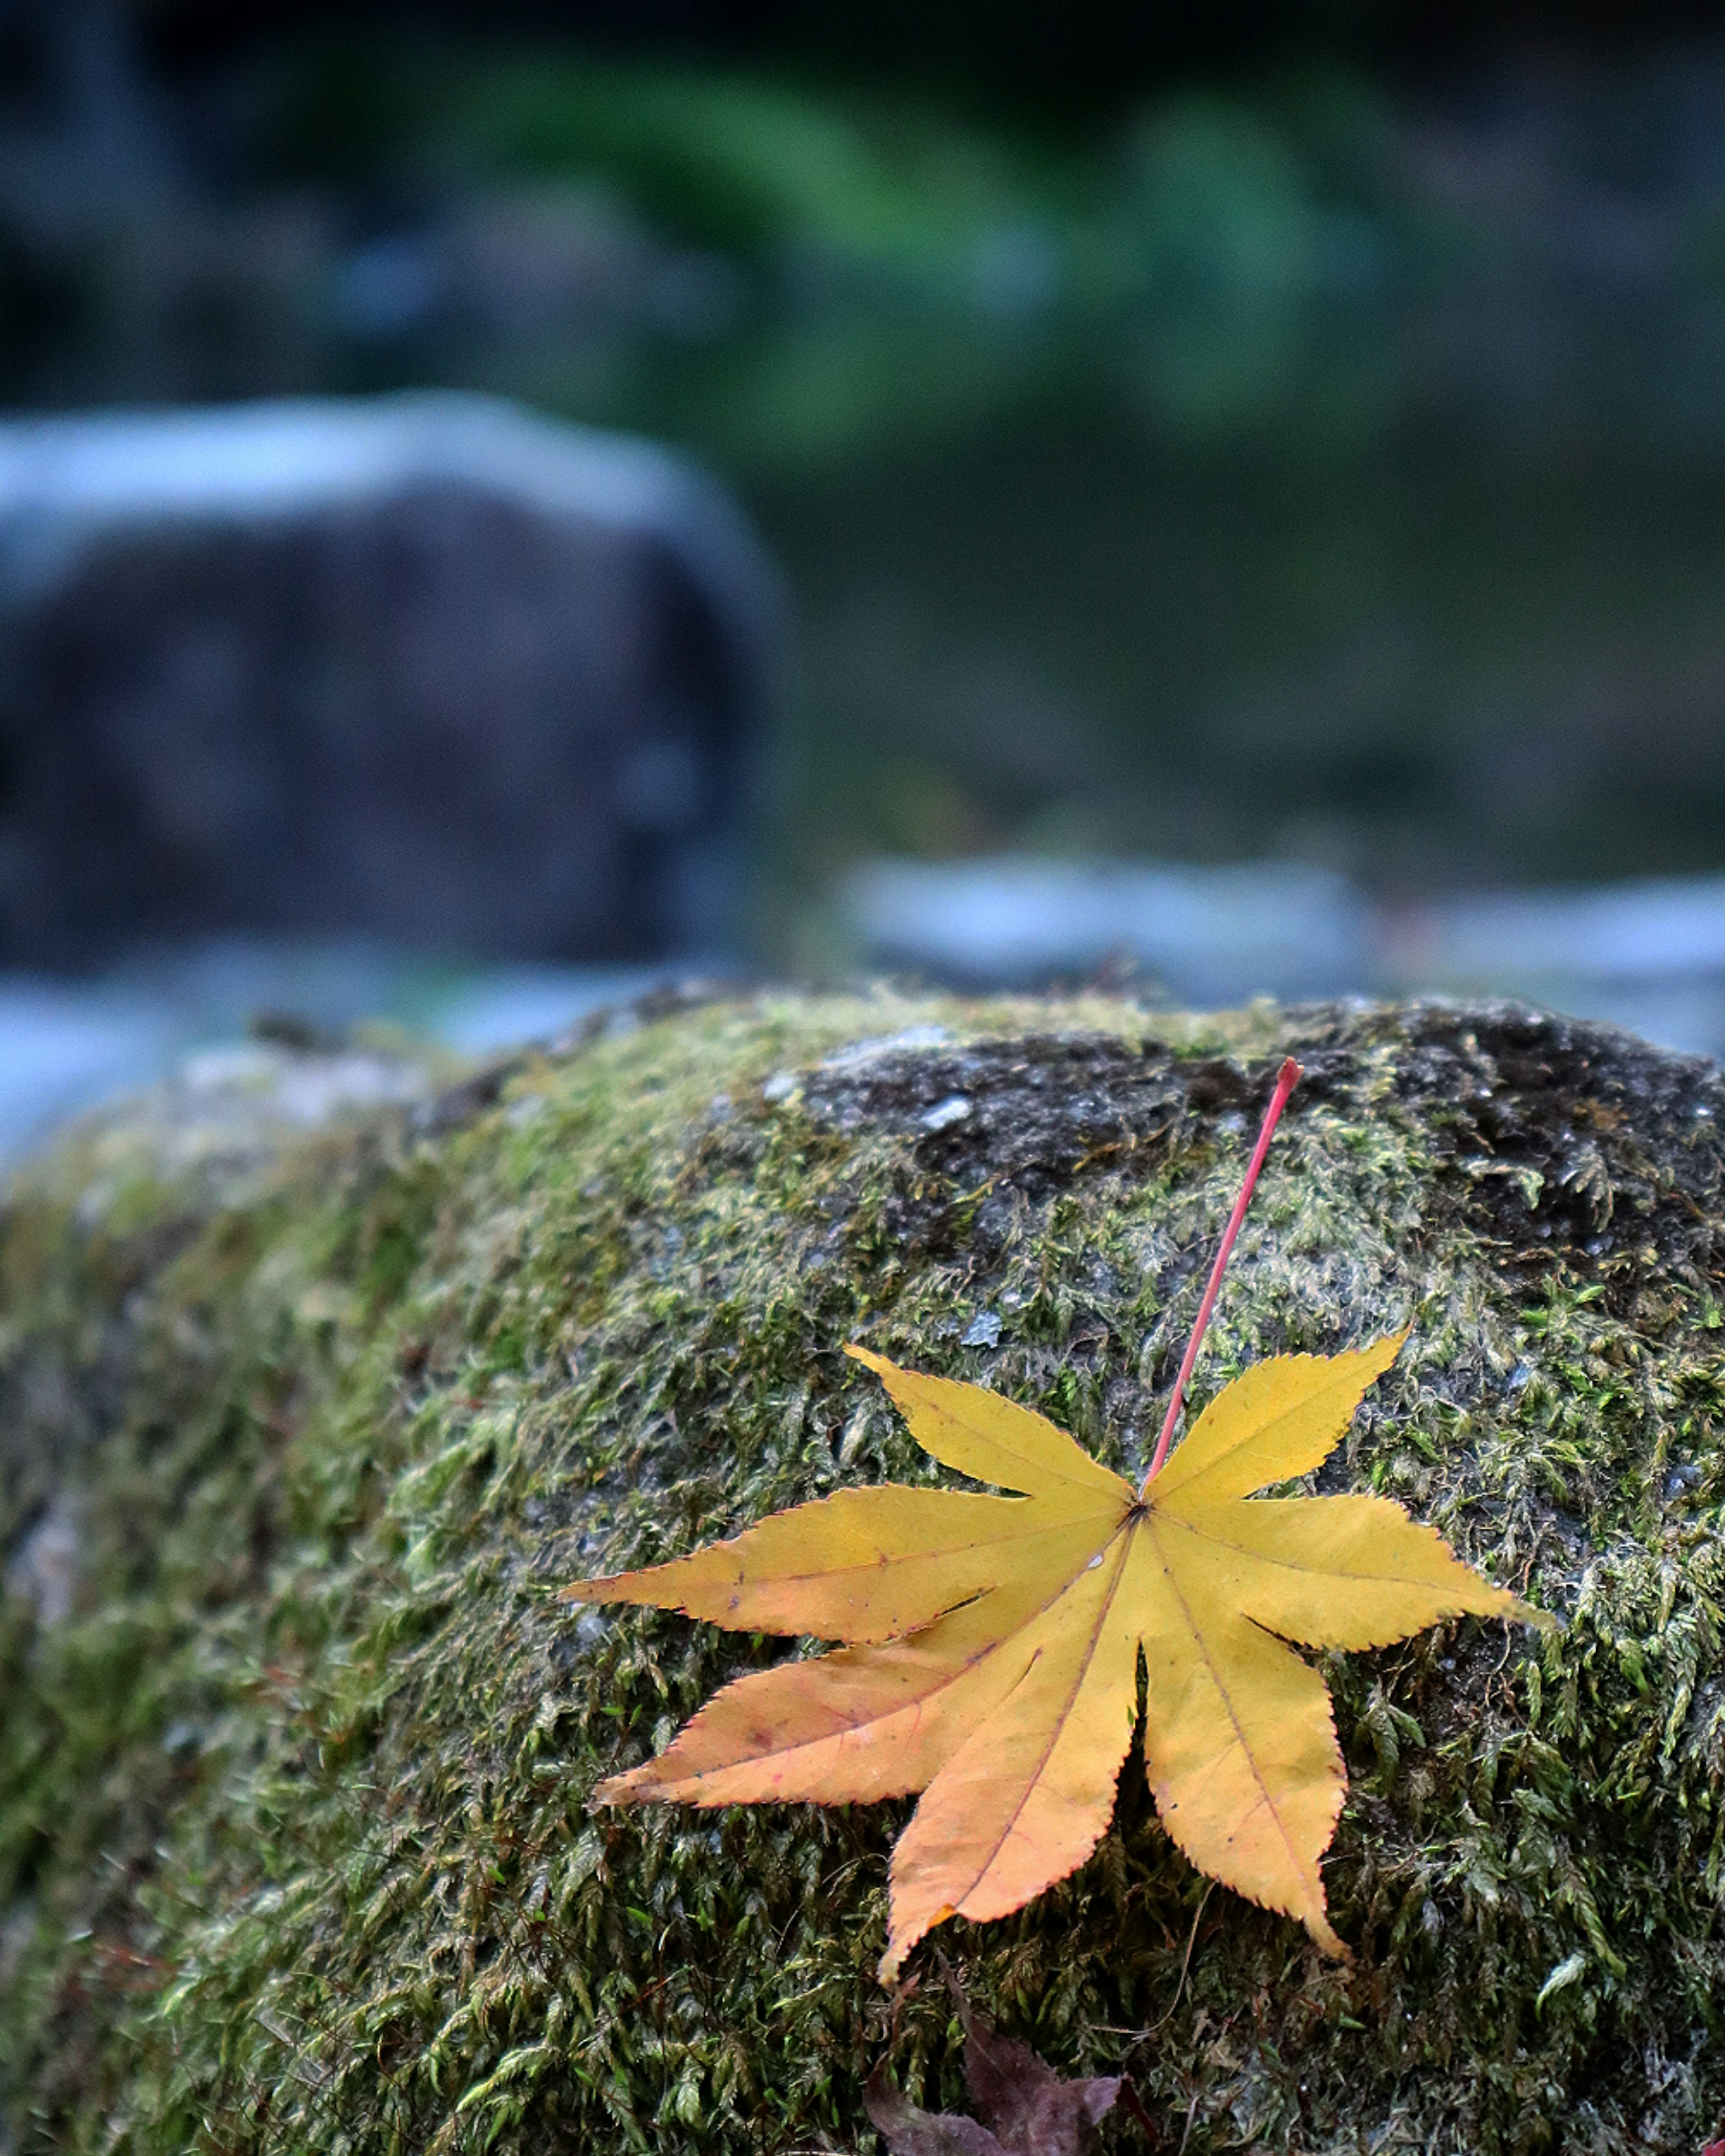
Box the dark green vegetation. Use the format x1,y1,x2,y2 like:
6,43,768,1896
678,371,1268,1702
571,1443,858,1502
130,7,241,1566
764,426,1725,937
17,28,1725,916
259,40,1725,913
0,993,1721,2152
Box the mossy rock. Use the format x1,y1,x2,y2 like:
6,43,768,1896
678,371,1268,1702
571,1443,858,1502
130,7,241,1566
0,992,1721,2155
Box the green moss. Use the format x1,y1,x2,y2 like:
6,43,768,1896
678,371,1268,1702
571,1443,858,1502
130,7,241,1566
0,992,1721,2153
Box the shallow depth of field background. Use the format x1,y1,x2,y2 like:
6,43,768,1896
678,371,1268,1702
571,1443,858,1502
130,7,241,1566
1,0,1722,1135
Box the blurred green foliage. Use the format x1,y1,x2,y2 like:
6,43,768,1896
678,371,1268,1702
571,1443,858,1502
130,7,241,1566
442,57,1059,270
270,35,1402,477
274,34,1365,307
1119,100,1326,304
278,39,1087,262
254,31,1725,912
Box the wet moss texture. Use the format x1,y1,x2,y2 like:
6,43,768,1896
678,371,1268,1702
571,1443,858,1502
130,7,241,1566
0,992,1721,2155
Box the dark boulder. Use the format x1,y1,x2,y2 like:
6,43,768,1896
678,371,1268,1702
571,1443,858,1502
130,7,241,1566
0,393,779,965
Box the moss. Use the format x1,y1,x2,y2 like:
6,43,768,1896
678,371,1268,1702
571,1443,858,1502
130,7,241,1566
0,991,1721,2154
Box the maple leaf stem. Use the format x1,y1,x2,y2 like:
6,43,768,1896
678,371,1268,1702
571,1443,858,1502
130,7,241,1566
1141,1056,1302,1493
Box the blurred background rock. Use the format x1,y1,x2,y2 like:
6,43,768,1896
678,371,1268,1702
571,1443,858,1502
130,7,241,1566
0,0,1721,1152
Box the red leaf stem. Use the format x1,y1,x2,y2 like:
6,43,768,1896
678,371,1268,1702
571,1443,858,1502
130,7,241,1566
1141,1056,1302,1493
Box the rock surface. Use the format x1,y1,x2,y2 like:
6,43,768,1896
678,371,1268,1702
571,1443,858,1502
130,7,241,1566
0,991,1721,2154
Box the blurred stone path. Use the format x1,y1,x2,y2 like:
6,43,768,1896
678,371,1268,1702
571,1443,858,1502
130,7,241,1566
843,859,1725,1064
0,946,695,1162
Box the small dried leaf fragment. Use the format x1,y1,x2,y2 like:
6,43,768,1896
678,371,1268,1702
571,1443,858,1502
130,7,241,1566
863,2080,1004,2156
864,1964,1121,2156
566,1336,1541,1977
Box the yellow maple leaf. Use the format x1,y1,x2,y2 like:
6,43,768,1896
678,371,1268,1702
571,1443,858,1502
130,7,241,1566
565,1337,1539,1977
563,1060,1546,1979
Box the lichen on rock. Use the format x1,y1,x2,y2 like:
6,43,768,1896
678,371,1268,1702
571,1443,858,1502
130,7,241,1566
0,992,1721,2154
